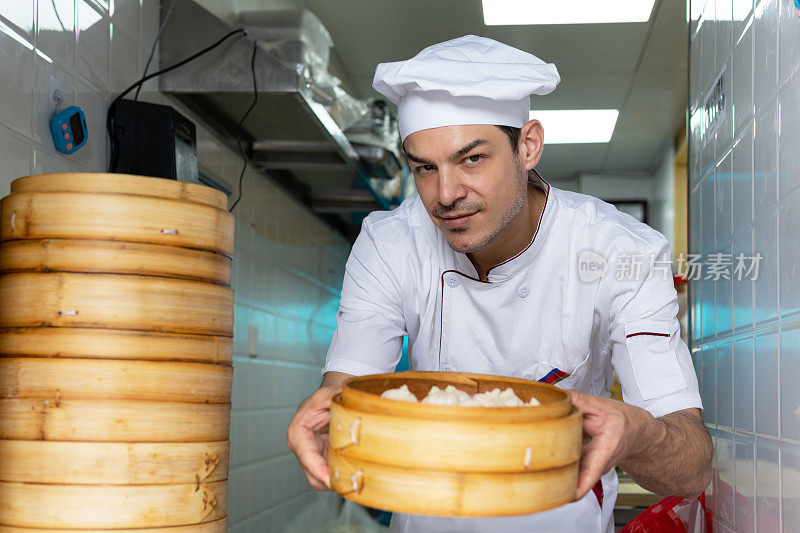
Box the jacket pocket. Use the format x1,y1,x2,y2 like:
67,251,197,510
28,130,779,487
624,318,686,400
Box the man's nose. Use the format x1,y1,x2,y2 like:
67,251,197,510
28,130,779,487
437,167,467,207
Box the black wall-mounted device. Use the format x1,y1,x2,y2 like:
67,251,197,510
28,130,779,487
109,99,198,182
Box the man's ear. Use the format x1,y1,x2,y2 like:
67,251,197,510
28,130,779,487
519,119,544,170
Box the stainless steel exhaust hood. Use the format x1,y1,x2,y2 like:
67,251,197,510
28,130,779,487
157,0,406,240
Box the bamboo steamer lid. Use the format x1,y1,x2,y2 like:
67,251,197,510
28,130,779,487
329,449,578,517
0,358,232,404
330,397,582,472
0,480,227,529
0,440,228,485
0,327,232,365
0,192,233,255
0,517,227,533
0,399,230,442
0,273,233,336
10,173,227,210
0,240,231,285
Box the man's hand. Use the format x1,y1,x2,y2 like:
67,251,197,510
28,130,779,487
568,390,712,501
286,372,353,491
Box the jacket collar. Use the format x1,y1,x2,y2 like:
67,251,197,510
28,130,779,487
450,176,558,283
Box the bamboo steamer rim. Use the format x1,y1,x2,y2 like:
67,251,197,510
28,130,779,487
329,448,579,517
0,480,227,529
330,396,583,473
0,272,234,337
0,440,230,483
0,440,230,485
0,398,231,442
10,173,227,211
0,517,228,533
0,327,232,365
0,357,233,404
341,371,572,422
1,191,234,255
0,239,232,286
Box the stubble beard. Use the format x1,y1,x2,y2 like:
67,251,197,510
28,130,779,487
444,161,528,255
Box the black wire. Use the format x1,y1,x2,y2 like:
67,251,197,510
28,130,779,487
107,28,246,172
135,0,178,100
228,41,258,213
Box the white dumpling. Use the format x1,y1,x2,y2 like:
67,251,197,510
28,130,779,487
380,384,418,402
421,385,472,405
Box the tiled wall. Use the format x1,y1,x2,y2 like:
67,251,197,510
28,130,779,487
0,1,351,531
688,0,800,531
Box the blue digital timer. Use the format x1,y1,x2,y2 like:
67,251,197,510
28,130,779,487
49,106,88,155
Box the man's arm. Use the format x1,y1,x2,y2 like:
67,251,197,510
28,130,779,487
286,371,355,491
569,391,713,500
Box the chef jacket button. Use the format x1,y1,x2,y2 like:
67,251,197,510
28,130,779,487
517,285,530,298
446,275,460,288
524,374,534,380
441,363,455,372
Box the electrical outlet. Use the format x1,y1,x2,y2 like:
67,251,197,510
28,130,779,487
49,75,66,116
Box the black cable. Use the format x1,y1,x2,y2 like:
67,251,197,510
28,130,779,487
135,0,177,100
228,41,258,213
106,28,246,172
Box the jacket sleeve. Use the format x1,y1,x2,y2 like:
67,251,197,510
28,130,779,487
604,235,703,418
321,217,406,377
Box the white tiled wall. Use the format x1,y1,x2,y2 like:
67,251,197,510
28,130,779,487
0,1,351,531
689,0,800,530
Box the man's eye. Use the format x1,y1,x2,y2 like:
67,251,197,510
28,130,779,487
466,154,483,163
416,165,434,173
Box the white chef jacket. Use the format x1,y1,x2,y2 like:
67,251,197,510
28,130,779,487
322,179,703,533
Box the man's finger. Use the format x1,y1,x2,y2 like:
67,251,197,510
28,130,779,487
568,390,605,414
290,426,332,490
575,440,612,500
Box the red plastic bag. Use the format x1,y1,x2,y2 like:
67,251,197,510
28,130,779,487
619,495,710,533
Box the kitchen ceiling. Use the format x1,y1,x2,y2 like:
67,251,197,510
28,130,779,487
299,0,688,181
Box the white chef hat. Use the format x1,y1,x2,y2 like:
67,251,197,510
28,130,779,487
372,35,560,142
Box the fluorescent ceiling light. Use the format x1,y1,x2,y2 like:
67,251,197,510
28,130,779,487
483,0,656,25
529,110,620,144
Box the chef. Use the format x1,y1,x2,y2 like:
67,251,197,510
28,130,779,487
287,35,712,533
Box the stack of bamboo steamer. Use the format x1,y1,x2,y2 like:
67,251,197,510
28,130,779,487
0,173,234,532
329,371,583,517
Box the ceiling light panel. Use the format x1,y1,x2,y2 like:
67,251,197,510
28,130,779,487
483,0,656,25
529,109,620,144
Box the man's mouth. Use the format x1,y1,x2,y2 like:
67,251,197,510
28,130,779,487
438,212,477,229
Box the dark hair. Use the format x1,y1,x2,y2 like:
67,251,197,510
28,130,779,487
495,125,522,154
495,125,544,189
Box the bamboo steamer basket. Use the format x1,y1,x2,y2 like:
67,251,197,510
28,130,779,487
0,480,227,529
0,399,230,442
0,272,233,336
329,371,582,517
1,174,233,255
0,358,231,404
0,517,227,533
0,240,231,285
0,440,229,484
0,327,232,365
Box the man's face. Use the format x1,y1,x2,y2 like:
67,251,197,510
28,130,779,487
404,124,528,254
